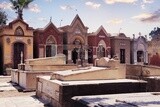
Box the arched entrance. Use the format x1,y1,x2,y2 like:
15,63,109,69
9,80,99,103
137,51,144,62
97,45,105,58
46,36,56,57
13,42,25,69
88,48,93,63
72,48,78,64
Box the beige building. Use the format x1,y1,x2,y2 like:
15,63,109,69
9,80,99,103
0,18,34,74
110,33,131,64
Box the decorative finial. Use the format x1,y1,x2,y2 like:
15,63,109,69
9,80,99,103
50,17,52,22
60,19,63,27
133,34,135,39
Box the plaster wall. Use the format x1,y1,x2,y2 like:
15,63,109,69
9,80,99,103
126,64,160,77
18,71,52,91
11,69,19,84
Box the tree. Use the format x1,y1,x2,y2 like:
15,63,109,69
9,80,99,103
149,27,160,39
0,9,7,25
10,0,34,20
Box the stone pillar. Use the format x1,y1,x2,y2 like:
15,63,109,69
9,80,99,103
85,50,88,60
145,51,148,64
68,50,71,61
134,51,137,64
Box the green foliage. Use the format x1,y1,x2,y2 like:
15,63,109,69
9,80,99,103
149,27,160,39
10,0,34,19
0,9,7,25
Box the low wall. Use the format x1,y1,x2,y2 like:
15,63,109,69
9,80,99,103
144,77,160,92
19,71,52,91
36,76,147,107
126,64,160,92
11,69,19,84
126,64,160,78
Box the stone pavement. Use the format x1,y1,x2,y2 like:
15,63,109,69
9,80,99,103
0,76,49,107
0,95,46,107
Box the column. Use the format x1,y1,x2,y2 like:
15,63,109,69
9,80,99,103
134,51,137,64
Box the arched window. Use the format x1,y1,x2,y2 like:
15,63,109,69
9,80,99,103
15,26,24,36
46,36,56,57
97,44,105,58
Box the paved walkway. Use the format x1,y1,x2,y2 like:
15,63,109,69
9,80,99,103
0,95,45,107
0,76,48,107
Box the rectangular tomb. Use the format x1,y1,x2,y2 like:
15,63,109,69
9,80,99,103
72,92,160,107
36,76,147,107
51,66,126,81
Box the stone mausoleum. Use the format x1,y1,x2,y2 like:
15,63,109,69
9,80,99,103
131,34,148,64
0,18,34,74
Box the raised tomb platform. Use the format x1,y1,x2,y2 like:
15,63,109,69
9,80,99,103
11,54,77,91
36,57,147,107
126,64,160,92
72,92,160,107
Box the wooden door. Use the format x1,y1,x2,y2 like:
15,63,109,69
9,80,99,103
120,49,125,63
13,42,24,69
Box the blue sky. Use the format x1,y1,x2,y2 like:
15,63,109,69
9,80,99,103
0,0,160,38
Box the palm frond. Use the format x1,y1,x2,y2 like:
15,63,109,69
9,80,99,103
23,0,34,8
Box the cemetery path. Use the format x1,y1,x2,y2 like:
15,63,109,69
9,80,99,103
0,76,47,107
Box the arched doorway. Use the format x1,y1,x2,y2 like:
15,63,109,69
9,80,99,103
137,51,144,62
72,48,78,64
97,45,105,58
46,36,56,57
13,42,25,69
88,48,93,63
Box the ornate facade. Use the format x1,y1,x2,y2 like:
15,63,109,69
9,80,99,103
0,18,34,74
33,21,63,58
131,35,148,64
88,26,111,63
60,15,88,64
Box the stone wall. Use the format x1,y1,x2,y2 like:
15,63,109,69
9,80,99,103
126,64,160,92
126,64,160,78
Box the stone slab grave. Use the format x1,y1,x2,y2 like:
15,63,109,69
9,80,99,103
36,76,147,107
36,58,147,107
11,54,77,91
51,57,126,81
72,92,160,107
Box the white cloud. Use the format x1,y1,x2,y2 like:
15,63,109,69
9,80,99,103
60,5,75,10
85,1,101,9
28,4,41,13
132,13,152,19
143,0,154,4
0,1,12,10
38,17,48,22
45,0,53,2
141,4,145,9
104,0,137,4
107,19,123,24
